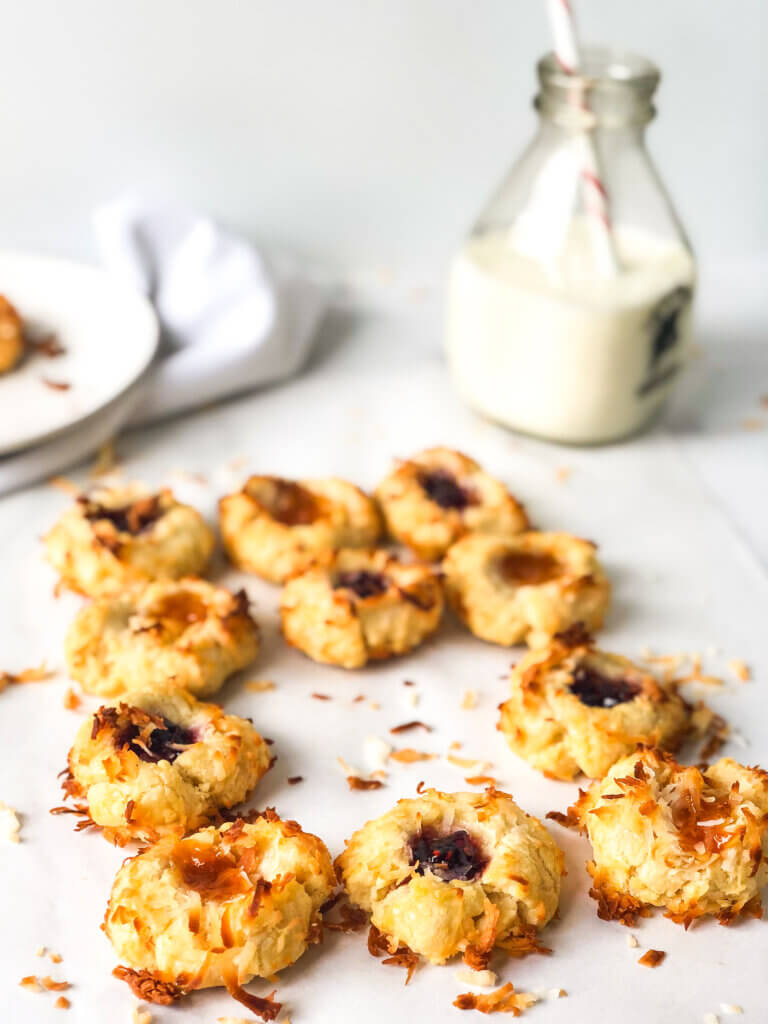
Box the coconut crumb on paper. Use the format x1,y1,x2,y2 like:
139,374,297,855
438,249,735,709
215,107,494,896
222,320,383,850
245,679,276,693
626,934,639,948
132,1006,152,1024
63,688,81,711
390,748,437,763
364,735,392,773
0,801,21,842
703,1015,720,1024
461,689,479,709
455,969,498,988
0,663,54,696
720,1006,743,1017
727,659,751,682
454,982,539,1014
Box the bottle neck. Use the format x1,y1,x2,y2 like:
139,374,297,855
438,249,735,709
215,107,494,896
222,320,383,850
535,46,659,132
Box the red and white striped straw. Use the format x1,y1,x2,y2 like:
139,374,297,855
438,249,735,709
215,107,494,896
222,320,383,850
545,0,620,276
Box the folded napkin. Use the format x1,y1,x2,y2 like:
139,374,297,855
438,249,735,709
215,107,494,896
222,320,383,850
0,195,328,495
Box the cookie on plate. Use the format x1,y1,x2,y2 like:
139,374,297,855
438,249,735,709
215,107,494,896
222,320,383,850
219,474,381,583
65,578,259,698
280,548,443,668
443,531,610,648
375,448,528,561
498,634,692,780
0,295,24,373
106,812,336,1005
337,788,563,965
65,690,272,844
566,747,768,926
44,486,215,597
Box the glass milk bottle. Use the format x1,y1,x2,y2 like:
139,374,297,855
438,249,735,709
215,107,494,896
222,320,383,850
445,48,695,444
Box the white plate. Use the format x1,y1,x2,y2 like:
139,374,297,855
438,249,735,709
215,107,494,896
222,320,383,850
0,250,158,455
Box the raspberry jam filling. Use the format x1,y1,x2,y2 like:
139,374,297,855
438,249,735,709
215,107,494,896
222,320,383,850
262,479,320,526
569,665,640,708
172,838,252,899
499,550,561,585
82,495,163,534
334,570,389,599
418,469,472,510
118,718,196,763
409,828,487,882
149,590,208,625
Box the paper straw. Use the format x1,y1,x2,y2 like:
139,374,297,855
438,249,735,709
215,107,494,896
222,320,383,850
545,0,620,276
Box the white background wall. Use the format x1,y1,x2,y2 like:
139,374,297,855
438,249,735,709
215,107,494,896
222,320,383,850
1,1,765,274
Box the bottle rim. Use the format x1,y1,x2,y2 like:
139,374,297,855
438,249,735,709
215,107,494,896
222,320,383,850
538,46,661,93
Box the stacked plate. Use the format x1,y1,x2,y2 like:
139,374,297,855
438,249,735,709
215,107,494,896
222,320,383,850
0,250,158,463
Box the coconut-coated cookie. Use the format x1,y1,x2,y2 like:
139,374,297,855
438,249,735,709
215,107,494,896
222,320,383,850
567,747,768,926
66,690,272,844
375,448,528,561
44,486,215,597
106,812,336,1004
0,295,24,373
65,578,259,698
443,531,610,648
337,788,563,965
219,474,381,583
498,635,692,780
280,548,443,669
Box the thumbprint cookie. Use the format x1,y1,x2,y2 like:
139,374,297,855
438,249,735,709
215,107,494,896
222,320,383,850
443,531,610,648
65,690,272,844
337,788,563,965
44,486,215,597
218,474,381,583
498,634,692,780
65,578,259,698
0,295,24,373
279,548,443,668
375,448,528,561
106,812,336,1007
565,747,768,926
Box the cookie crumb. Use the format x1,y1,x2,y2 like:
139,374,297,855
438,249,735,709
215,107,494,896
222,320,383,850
461,689,478,710
454,983,538,1014
0,801,21,842
638,949,665,968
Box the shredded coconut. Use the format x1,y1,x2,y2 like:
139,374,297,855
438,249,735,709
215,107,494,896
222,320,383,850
703,1015,720,1024
132,1007,152,1024
727,659,751,682
626,934,639,948
461,689,478,709
719,1006,743,1016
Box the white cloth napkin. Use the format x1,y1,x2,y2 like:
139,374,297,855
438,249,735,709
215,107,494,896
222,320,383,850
0,195,328,495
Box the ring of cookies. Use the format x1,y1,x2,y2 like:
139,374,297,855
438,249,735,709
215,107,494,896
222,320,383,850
35,447,765,1015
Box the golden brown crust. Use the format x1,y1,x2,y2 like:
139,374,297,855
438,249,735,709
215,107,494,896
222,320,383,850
375,448,528,561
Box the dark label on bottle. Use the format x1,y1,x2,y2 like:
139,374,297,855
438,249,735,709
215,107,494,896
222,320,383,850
636,285,693,398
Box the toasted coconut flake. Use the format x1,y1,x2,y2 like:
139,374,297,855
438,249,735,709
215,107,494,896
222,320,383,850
638,949,665,968
287,776,303,785
719,1005,743,1016
703,1015,720,1024
35,947,46,958
461,689,479,710
466,775,498,786
113,967,184,1005
55,995,70,1009
454,982,539,1015
447,753,492,773
20,975,41,991
133,1006,153,1024
0,662,54,695
0,801,21,842
48,476,80,495
89,439,118,477
390,748,437,763
63,688,81,711
626,933,639,948
324,902,368,933
456,968,498,988
311,692,331,701
336,756,357,777
403,689,420,709
347,775,384,791
40,977,70,991
49,952,62,964
382,950,420,985
727,659,751,683
245,680,276,693
390,720,432,735
496,931,552,959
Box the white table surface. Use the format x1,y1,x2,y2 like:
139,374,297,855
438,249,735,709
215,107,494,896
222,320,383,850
1,273,767,1023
